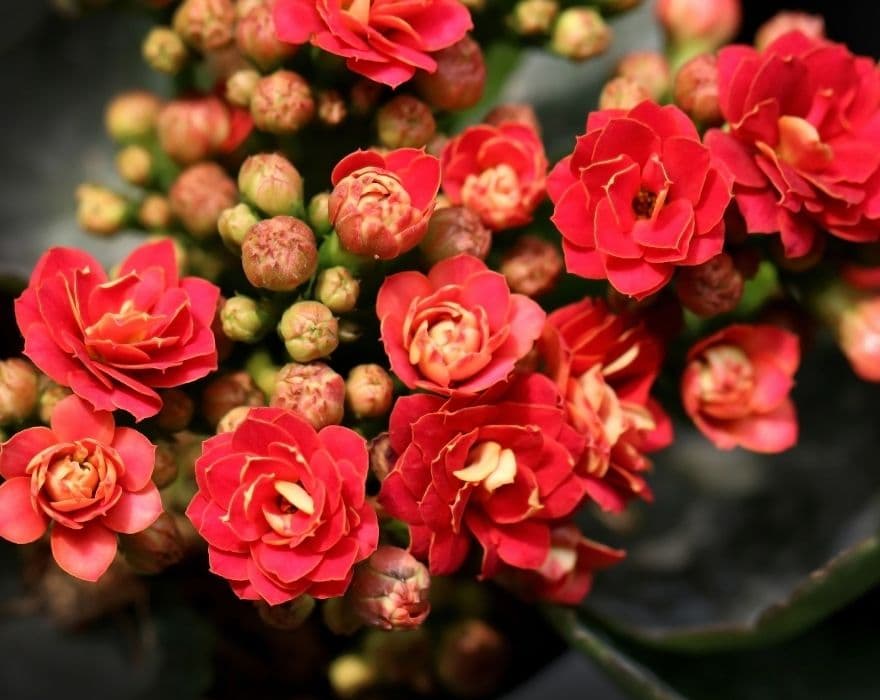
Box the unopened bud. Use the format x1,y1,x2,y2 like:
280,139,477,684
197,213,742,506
315,267,359,313
377,96,436,149
838,297,880,382
500,235,563,297
368,433,396,482
238,152,304,216
0,359,38,425
599,76,651,110
551,8,612,61
105,91,161,143
138,194,174,230
225,68,261,107
270,362,345,429
345,364,393,419
756,12,825,51
322,597,364,636
348,546,430,630
420,206,491,265
415,35,486,111
673,53,722,125
221,294,272,343
250,70,315,134
116,144,153,186
169,162,237,238
151,441,180,488
142,26,188,74
39,383,71,424
202,371,264,427
656,0,740,51
616,51,670,101
216,405,253,433
218,203,259,251
235,1,296,70
675,253,744,317
76,184,130,236
509,0,558,36
328,655,376,700
317,89,348,126
484,103,541,134
307,191,332,236
241,216,318,291
155,389,195,432
436,619,510,698
278,301,339,362
172,0,235,53
120,511,185,574
157,96,231,165
256,596,315,630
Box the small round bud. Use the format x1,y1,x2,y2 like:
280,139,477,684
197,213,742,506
155,389,195,432
225,68,261,107
218,203,259,251
76,184,130,236
616,51,670,101
235,2,296,70
142,26,188,74
839,297,880,382
278,301,339,362
241,216,318,291
675,253,744,318
169,162,237,238
316,267,360,313
673,53,722,125
172,0,235,53
216,405,252,433
436,620,510,698
598,76,651,111
756,12,825,51
500,235,563,297
157,97,231,165
39,383,71,424
350,79,384,117
238,152,304,216
328,655,376,700
323,597,364,636
345,364,393,419
420,206,491,265
317,89,347,126
120,512,185,574
250,70,315,134
308,191,332,236
348,546,431,630
484,103,541,134
115,144,153,186
656,0,740,49
270,362,345,429
256,596,315,630
105,91,161,143
138,194,174,230
151,441,179,489
376,96,436,149
0,359,38,425
509,0,558,36
221,294,272,343
202,371,264,427
368,433,396,482
551,8,612,61
415,36,486,111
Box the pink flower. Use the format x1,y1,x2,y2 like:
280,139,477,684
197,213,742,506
0,396,162,581
377,254,546,395
274,0,473,88
682,324,800,453
15,240,220,420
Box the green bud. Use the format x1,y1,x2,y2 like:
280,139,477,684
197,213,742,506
221,294,273,343
278,301,339,362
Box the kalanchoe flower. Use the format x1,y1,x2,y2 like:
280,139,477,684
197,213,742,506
442,123,548,231
706,33,880,257
142,26,188,75
598,76,651,111
173,0,236,53
270,362,345,429
238,153,304,217
329,148,441,260
16,241,219,421
75,185,130,236
278,301,339,362
274,0,473,89
550,8,612,62
616,51,670,102
221,295,273,343
185,407,379,604
377,96,436,150
414,36,486,111
105,91,161,143
755,12,825,51
419,206,491,265
316,267,360,314
675,252,744,318
549,101,732,299
201,371,265,427
377,255,545,395
120,511,185,574
348,546,430,630
0,359,39,425
682,324,800,453
656,0,740,51
218,203,259,252
0,395,162,581
345,364,394,419
672,53,722,125
241,216,318,291
500,235,563,298
235,0,297,70
250,70,315,134
169,162,238,238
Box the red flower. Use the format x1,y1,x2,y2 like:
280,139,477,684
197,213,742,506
377,254,545,395
186,407,378,604
541,299,672,512
16,240,219,421
379,373,591,577
273,0,473,88
0,396,162,581
549,100,732,299
441,123,548,230
329,148,441,260
682,324,800,453
706,32,880,257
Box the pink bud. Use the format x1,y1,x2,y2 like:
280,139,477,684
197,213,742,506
755,12,825,51
673,53,722,125
656,0,741,49
598,76,651,110
169,162,237,238
368,432,396,482
839,297,880,382
345,364,394,419
105,90,162,143
201,371,264,427
415,36,486,111
317,89,348,126
250,70,314,134
420,206,491,265
616,51,670,101
151,441,179,489
270,362,345,429
155,389,195,432
241,216,318,291
0,359,38,425
500,235,563,297
484,103,541,134
238,152,304,216
377,95,436,149
348,546,430,630
173,0,235,53
675,253,744,318
235,1,296,70
157,97,231,165
120,512,185,574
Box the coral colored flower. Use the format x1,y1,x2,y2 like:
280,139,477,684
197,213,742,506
706,33,880,257
0,395,162,581
186,407,378,604
549,100,732,299
274,0,473,88
377,254,545,395
379,373,591,577
16,240,220,421
682,324,800,453
541,299,672,512
329,148,441,260
441,123,548,230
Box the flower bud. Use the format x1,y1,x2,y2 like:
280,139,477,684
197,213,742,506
173,0,235,53
673,53,722,125
142,26,188,74
105,91,161,143
377,96,436,149
838,297,880,382
157,96,231,165
345,364,393,419
756,12,825,51
155,388,195,432
38,382,71,424
250,70,315,134
235,1,296,70
368,432,396,482
151,440,179,488
415,35,486,111
598,76,651,110
656,0,741,50
241,216,318,291
202,371,264,426
115,144,153,186
350,79,384,117
225,68,261,107
509,0,558,36
278,301,339,362
0,359,38,425
218,203,259,251
500,235,563,297
270,362,345,429
675,253,744,318
317,89,347,127
120,511,185,574
419,206,491,265
316,267,360,313
169,162,237,238
238,152,304,216
348,546,430,630
328,655,376,700
484,103,541,134
256,596,315,630
221,294,273,343
216,405,252,433
616,51,670,101
138,194,175,230
76,184,130,236
436,619,510,698
322,596,364,636
551,8,612,61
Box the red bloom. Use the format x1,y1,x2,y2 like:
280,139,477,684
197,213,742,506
441,123,548,230
16,240,220,420
186,407,378,604
329,148,441,260
273,0,473,88
379,373,591,577
706,32,880,257
377,254,545,395
549,100,732,299
682,324,800,453
0,396,162,581
541,299,672,512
